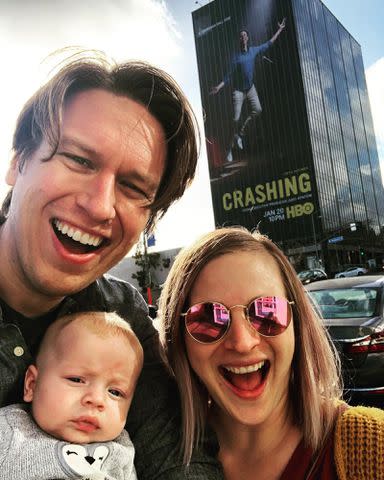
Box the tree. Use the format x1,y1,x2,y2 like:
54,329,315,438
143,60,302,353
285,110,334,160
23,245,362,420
131,241,161,295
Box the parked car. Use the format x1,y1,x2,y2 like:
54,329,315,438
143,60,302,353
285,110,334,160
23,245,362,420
298,269,327,284
335,266,368,278
306,276,384,406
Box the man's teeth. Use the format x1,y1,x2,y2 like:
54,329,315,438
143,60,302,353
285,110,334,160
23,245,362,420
224,361,265,374
54,220,102,247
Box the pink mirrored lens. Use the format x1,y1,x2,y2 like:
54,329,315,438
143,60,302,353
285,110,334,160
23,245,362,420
248,296,291,336
185,302,229,342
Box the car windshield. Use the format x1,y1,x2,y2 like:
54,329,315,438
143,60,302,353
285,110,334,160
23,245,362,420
308,288,378,319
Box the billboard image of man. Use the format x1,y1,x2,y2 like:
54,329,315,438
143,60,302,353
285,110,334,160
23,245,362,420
193,0,315,244
210,18,286,165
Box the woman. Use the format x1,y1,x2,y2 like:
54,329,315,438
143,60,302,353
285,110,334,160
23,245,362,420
158,227,383,479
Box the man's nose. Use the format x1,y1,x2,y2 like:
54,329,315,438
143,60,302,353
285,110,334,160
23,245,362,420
223,307,261,353
76,174,116,223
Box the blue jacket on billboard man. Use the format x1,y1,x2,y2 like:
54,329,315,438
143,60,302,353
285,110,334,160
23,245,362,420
210,18,286,164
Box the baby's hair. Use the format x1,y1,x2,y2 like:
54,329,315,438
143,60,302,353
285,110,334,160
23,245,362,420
37,311,143,366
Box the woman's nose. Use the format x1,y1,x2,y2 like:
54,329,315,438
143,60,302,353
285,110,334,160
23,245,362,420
223,307,261,353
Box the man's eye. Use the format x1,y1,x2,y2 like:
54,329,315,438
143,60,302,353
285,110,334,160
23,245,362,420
72,155,90,167
60,153,93,169
120,182,151,202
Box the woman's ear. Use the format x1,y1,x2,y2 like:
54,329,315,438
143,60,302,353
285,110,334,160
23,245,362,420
5,155,20,187
24,365,38,403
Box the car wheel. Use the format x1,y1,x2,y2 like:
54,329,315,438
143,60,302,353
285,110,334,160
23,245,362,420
357,272,363,276
339,275,345,278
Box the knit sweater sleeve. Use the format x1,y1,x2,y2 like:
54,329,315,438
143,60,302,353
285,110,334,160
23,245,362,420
334,405,384,480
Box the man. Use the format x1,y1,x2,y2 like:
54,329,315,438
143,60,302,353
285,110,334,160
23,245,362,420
0,54,223,479
211,19,286,164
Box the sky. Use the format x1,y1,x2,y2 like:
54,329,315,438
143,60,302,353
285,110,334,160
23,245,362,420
0,0,383,253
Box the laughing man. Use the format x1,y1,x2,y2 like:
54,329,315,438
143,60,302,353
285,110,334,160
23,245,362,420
0,54,223,479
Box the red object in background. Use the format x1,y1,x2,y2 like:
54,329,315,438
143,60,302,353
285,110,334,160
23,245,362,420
147,286,153,305
206,137,224,168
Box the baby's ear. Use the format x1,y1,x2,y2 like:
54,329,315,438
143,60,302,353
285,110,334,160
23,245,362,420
24,365,38,402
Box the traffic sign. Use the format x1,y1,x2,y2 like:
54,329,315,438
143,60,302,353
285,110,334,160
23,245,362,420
328,235,344,244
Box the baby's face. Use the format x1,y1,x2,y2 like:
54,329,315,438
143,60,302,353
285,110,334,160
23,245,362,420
24,321,142,443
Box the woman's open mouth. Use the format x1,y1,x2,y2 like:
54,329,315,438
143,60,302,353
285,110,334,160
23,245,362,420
220,360,270,397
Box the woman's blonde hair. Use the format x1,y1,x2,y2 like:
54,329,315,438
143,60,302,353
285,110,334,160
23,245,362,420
157,226,342,463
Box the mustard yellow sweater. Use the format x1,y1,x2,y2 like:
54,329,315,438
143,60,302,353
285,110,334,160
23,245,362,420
334,405,384,480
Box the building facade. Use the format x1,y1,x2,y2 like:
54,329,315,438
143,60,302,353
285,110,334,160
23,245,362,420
192,0,384,274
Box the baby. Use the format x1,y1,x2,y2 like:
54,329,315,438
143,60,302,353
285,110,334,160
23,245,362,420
0,311,143,480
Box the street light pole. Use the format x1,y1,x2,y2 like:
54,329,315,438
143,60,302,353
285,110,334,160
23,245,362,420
143,233,153,305
311,213,319,267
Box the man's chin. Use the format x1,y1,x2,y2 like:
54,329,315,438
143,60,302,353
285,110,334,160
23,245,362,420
30,273,99,302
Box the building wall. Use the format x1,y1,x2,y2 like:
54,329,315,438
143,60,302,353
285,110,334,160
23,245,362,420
292,0,384,238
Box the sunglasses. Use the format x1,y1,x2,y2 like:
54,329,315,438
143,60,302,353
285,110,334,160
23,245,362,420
182,296,294,344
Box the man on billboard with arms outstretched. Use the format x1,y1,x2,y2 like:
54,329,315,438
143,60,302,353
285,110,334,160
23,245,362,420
210,18,286,164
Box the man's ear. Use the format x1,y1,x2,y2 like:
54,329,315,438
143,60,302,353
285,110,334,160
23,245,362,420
5,155,23,187
24,365,38,403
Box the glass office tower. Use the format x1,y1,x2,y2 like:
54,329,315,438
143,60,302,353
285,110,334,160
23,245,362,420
192,0,384,272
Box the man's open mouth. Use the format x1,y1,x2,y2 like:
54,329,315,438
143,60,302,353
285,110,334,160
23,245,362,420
52,219,106,254
220,360,270,392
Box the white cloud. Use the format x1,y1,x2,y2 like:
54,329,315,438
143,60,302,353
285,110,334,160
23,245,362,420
0,0,181,62
0,0,182,202
366,57,384,184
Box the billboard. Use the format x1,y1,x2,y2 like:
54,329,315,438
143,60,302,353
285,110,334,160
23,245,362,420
193,0,317,243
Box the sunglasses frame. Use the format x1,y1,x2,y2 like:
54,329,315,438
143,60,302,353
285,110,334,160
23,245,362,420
182,296,295,344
